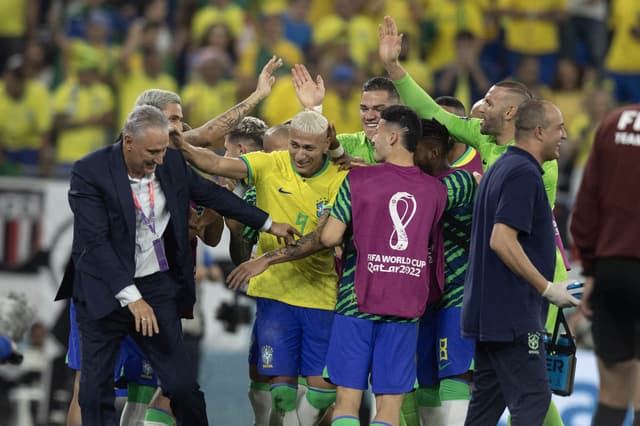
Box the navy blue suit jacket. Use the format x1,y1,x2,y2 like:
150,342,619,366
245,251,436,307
57,141,268,319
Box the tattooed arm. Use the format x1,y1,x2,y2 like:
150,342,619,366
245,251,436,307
226,211,332,289
183,56,283,149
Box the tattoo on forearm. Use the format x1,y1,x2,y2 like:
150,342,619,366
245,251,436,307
263,211,330,263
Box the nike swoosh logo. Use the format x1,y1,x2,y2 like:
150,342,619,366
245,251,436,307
438,362,450,371
278,188,292,194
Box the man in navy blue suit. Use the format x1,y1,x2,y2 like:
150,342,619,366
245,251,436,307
62,105,299,425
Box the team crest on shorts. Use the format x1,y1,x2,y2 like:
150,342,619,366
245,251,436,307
261,345,274,369
141,360,154,379
528,332,540,354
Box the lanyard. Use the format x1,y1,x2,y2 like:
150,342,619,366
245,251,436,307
131,181,156,235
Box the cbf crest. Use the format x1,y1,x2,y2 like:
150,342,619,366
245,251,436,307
261,345,274,369
528,332,540,355
141,360,154,379
316,198,329,217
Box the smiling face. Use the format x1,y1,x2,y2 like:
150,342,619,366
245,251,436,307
477,86,515,136
288,127,329,177
123,127,170,178
360,90,396,140
539,104,567,162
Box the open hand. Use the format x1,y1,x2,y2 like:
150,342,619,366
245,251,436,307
127,298,159,337
227,257,269,290
378,16,403,66
256,56,284,98
292,64,325,109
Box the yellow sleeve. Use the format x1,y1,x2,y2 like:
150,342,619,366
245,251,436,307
30,83,52,132
52,83,71,114
240,151,272,186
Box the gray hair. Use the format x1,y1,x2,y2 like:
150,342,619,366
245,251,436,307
123,105,169,139
134,89,182,110
290,110,328,136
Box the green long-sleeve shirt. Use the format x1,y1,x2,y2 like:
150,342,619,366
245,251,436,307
394,73,559,208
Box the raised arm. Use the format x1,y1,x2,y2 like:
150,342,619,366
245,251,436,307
183,56,283,149
172,129,249,179
379,16,484,149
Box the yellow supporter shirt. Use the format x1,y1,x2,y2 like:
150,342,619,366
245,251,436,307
181,79,237,128
238,40,303,79
424,0,484,71
312,14,378,69
0,0,26,37
259,77,300,126
241,150,347,310
117,71,177,128
69,40,120,79
502,0,564,55
0,81,51,150
191,4,245,41
605,0,640,73
322,90,362,134
53,80,114,163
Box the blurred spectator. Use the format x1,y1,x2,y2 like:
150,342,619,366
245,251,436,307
282,0,313,54
182,48,237,128
0,0,38,72
565,84,615,202
52,47,114,177
605,0,640,104
434,31,490,109
547,58,585,129
323,64,362,133
559,0,607,81
312,0,378,70
511,55,550,99
397,32,432,94
52,8,120,82
191,0,246,43
238,5,302,78
117,30,177,127
421,0,484,76
197,22,238,65
237,6,302,98
501,0,565,85
260,75,300,127
23,37,55,88
0,54,52,177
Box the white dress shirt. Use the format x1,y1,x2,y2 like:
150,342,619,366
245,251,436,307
115,173,170,306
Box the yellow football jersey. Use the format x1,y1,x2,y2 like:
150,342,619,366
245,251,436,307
240,150,347,310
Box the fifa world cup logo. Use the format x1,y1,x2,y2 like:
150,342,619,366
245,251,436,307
388,192,416,251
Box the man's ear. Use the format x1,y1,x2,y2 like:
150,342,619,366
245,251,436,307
504,105,518,121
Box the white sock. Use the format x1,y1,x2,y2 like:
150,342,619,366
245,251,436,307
120,402,148,426
283,409,300,426
249,387,272,426
142,422,166,426
441,399,469,426
296,394,323,426
269,410,284,426
418,406,446,426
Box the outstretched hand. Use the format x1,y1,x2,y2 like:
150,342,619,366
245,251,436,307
292,64,325,109
268,221,302,245
378,16,403,66
227,257,269,290
255,56,284,98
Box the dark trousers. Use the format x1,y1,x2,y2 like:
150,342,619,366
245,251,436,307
465,335,551,426
75,272,208,425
